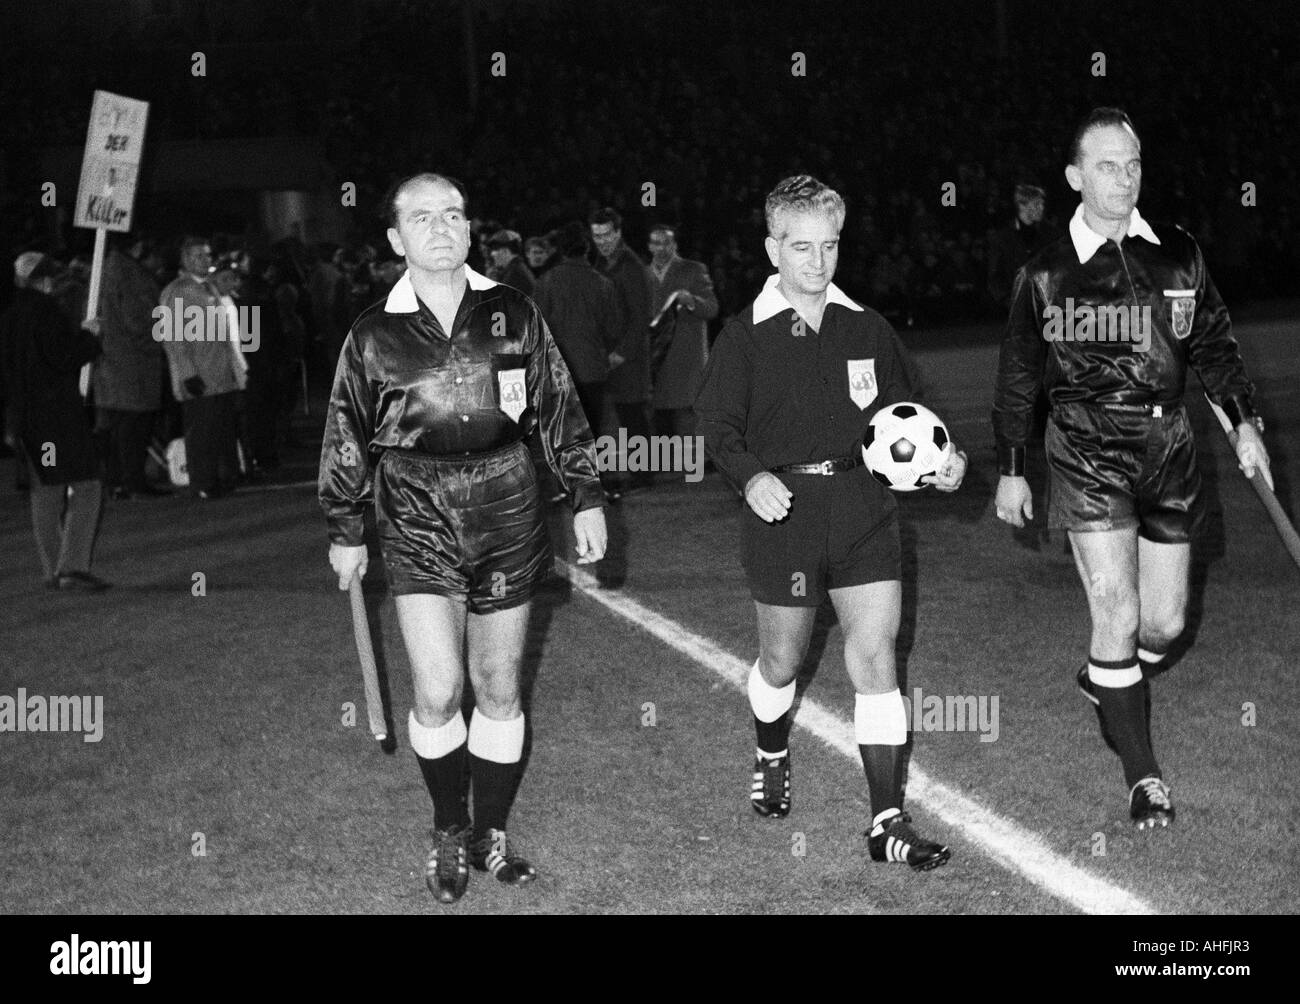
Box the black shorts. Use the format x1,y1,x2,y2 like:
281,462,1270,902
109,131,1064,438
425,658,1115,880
1046,402,1203,544
374,441,551,612
742,466,900,607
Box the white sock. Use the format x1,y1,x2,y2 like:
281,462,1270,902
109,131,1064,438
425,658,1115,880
468,708,525,764
747,658,796,722
1137,648,1164,668
408,709,467,759
854,689,907,746
1088,661,1143,688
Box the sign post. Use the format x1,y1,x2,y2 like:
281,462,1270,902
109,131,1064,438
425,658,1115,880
73,90,150,398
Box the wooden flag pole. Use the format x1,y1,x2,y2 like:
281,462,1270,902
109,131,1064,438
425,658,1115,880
79,227,107,399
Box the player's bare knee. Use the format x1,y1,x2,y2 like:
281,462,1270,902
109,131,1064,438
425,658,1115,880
757,649,802,687
468,665,522,717
472,688,522,720
411,692,461,728
1141,611,1185,650
845,639,895,689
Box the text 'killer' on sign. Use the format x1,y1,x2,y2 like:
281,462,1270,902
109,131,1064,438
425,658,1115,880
74,90,149,233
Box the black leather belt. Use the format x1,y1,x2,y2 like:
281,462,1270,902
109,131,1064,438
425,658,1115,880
769,455,864,475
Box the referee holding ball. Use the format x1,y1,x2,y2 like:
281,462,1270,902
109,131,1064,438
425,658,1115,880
696,175,967,873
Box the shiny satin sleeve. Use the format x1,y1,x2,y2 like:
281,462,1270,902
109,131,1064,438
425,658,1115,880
318,328,376,545
527,302,605,512
1186,241,1256,424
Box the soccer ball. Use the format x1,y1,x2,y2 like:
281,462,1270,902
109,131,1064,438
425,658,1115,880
862,402,950,491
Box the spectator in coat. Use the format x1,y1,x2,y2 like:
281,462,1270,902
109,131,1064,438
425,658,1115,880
533,222,621,438
239,254,288,470
306,243,351,369
94,239,169,499
486,229,537,296
987,183,1056,309
158,236,244,499
524,235,557,280
0,253,109,591
646,225,719,437
590,207,655,488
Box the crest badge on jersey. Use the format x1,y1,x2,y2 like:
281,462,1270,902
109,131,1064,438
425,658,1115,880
497,368,527,422
847,358,877,410
1164,289,1196,340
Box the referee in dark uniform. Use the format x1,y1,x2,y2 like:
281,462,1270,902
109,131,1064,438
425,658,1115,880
696,176,967,873
320,173,607,903
993,109,1271,829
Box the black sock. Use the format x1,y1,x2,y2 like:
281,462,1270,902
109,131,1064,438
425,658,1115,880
1091,657,1159,788
470,754,519,839
754,713,791,756
415,745,470,831
858,744,902,824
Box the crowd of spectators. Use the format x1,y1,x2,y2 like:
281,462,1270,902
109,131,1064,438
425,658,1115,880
2,0,1297,331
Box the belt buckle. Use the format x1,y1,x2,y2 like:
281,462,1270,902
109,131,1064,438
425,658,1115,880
1152,405,1163,419
819,459,835,475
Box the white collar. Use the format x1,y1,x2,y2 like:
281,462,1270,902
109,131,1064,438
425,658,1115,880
384,265,496,313
1068,204,1160,263
752,272,863,324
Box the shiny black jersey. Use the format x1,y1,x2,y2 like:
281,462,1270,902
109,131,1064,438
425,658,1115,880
993,216,1256,474
319,268,602,545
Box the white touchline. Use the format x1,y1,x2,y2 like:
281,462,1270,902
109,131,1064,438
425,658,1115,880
558,559,1157,917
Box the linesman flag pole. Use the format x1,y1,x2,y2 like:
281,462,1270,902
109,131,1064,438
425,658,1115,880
348,578,389,744
1207,394,1300,571
73,91,150,398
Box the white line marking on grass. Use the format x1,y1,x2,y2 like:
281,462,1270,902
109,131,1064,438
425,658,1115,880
558,560,1157,916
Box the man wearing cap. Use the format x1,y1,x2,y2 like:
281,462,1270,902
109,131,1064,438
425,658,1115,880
159,236,245,499
0,252,110,591
320,172,606,905
696,176,967,874
486,229,536,297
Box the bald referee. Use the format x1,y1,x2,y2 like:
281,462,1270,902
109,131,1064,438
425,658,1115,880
320,173,607,903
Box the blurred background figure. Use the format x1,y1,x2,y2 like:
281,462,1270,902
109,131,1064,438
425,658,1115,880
524,234,557,281
645,225,718,439
269,256,308,450
211,255,253,481
95,235,169,499
159,236,243,500
987,183,1056,310
534,221,620,441
486,228,536,295
239,254,288,471
0,252,110,591
590,207,655,491
306,242,351,371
